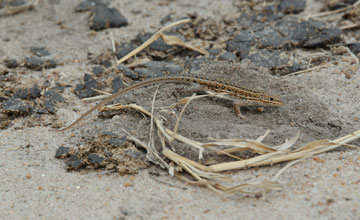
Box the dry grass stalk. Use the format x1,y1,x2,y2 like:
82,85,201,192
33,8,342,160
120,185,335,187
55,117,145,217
116,18,209,65
98,93,360,195
286,64,334,76
0,0,38,16
307,0,360,19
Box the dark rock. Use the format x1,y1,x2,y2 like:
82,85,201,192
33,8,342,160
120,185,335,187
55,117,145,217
218,51,236,61
65,155,82,169
247,49,287,69
345,0,358,4
33,108,47,114
43,59,57,69
44,90,64,103
236,13,259,29
92,66,105,76
125,149,145,159
278,0,306,14
9,0,25,6
55,146,70,158
134,61,182,78
117,64,137,80
29,86,42,99
84,74,98,90
259,4,284,22
43,90,64,114
14,89,29,99
106,136,127,147
44,99,56,114
30,46,51,57
185,57,207,72
74,74,99,98
112,76,123,93
24,57,43,70
327,0,354,10
206,48,222,56
275,19,342,48
4,59,17,68
349,42,360,55
87,153,104,164
115,43,136,60
51,85,66,93
1,98,32,115
100,59,112,68
160,13,174,25
74,0,107,12
13,86,41,100
226,31,253,58
90,6,128,31
256,27,288,48
303,26,342,48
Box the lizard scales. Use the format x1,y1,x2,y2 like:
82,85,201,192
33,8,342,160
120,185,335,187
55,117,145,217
59,75,283,131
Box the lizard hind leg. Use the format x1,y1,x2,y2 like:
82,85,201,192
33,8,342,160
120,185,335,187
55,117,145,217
233,102,247,120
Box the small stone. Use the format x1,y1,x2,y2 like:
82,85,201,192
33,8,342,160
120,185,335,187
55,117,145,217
106,136,127,147
51,85,66,93
87,153,104,164
74,0,107,12
55,146,70,158
90,6,128,31
247,49,286,69
92,66,105,76
1,98,32,115
218,51,236,61
275,18,342,48
112,76,123,93
65,155,82,169
256,27,287,48
100,59,112,68
14,89,29,99
44,100,56,114
44,90,64,103
226,31,254,58
160,13,173,25
14,86,41,100
4,59,18,68
206,48,222,56
125,150,145,160
116,43,136,60
9,0,26,6
24,57,43,70
30,46,51,57
43,59,57,69
29,86,42,99
349,43,360,55
33,108,47,114
117,64,137,80
278,0,306,14
74,74,99,98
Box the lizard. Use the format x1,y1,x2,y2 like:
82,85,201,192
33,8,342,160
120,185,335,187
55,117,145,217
59,75,283,131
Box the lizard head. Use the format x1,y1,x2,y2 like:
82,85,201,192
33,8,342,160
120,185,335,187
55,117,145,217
259,93,284,106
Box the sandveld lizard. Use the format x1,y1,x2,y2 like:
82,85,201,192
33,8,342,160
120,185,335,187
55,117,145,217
59,75,283,131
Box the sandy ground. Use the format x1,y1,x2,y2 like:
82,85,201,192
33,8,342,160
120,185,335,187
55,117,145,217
0,0,360,219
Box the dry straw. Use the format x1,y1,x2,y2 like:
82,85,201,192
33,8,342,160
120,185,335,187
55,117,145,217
99,93,360,195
